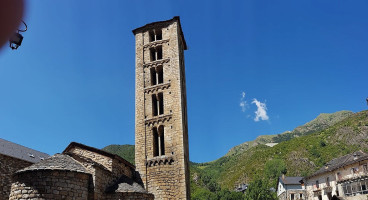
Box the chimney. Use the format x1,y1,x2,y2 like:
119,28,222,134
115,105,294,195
282,174,285,180
353,152,359,160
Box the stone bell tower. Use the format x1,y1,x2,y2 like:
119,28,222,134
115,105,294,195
132,17,190,199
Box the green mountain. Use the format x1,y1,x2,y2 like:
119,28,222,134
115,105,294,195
102,144,135,165
226,110,353,157
194,110,367,190
102,110,368,199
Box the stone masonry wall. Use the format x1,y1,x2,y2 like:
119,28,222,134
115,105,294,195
0,154,32,200
134,18,190,200
67,147,114,172
66,149,135,200
105,192,154,200
67,147,133,179
9,170,90,200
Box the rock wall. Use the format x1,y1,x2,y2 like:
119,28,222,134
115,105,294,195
105,192,154,200
9,170,91,200
0,154,32,200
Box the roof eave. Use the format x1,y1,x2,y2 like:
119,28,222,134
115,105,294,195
132,16,187,50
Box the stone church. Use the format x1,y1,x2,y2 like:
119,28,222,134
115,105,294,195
5,16,190,200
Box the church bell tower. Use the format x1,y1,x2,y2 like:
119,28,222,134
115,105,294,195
132,17,190,199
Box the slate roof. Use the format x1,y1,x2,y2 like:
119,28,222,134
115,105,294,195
132,16,187,50
17,153,87,173
0,138,49,163
280,176,303,185
308,150,368,178
105,174,148,194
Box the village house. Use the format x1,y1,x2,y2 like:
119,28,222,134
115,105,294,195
277,175,305,200
304,150,368,200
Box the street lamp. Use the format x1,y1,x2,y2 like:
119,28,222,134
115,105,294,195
9,20,27,50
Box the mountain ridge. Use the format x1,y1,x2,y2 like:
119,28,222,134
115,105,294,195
225,110,353,157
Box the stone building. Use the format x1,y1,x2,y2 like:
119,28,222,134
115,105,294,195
304,151,368,200
0,138,49,200
132,16,190,199
277,175,305,200
9,142,154,200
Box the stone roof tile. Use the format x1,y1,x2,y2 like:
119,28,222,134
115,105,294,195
280,176,303,185
17,153,87,173
308,150,368,178
105,174,148,194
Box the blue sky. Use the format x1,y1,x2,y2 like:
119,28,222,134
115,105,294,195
0,1,367,163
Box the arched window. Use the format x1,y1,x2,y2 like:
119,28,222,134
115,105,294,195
152,93,164,116
157,65,163,84
150,67,157,86
149,29,162,42
158,125,165,156
152,94,158,116
152,127,159,157
150,46,162,61
150,65,163,86
158,93,164,115
152,125,165,157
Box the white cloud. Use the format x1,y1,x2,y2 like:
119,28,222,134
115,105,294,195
251,99,269,122
240,92,248,112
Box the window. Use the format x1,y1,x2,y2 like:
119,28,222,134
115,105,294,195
316,180,319,189
150,46,163,61
363,164,368,172
149,29,162,42
337,172,342,181
150,66,163,86
299,193,303,199
158,125,165,156
362,181,367,191
327,192,332,200
326,177,330,187
152,125,165,157
152,93,164,116
157,66,163,84
290,193,294,200
152,94,158,116
153,127,159,157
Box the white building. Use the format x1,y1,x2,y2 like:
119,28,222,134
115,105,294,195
304,151,368,200
277,175,305,200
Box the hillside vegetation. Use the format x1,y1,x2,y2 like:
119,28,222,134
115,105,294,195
102,110,368,199
102,144,135,165
193,110,367,191
226,110,353,157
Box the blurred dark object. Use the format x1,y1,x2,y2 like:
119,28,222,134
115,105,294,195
0,0,24,49
9,21,27,50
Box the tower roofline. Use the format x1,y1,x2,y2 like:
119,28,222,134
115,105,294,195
132,16,187,50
